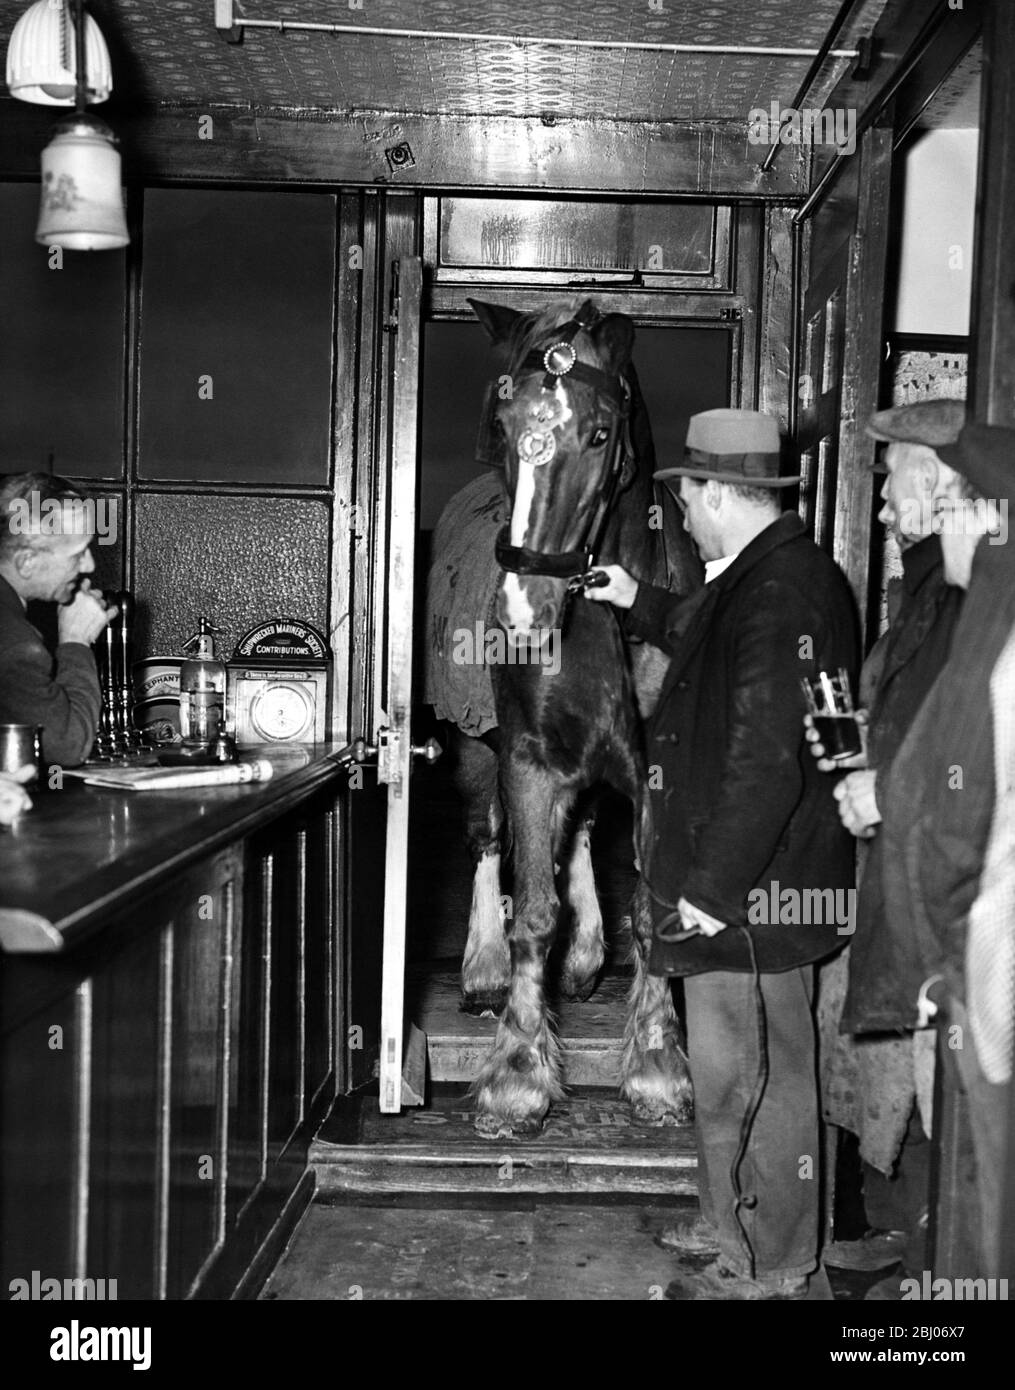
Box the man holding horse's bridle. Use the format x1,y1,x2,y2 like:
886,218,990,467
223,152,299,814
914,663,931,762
587,408,859,1300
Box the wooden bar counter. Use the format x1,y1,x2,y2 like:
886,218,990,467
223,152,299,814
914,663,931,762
1,746,350,1300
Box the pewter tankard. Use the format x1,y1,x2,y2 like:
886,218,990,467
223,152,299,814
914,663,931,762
0,724,42,784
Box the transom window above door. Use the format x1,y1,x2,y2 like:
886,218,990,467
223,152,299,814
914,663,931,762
424,197,732,291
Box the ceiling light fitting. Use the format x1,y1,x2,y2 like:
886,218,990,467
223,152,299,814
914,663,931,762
5,0,129,251
6,0,111,105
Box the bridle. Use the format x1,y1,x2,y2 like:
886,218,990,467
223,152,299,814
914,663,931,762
492,301,633,592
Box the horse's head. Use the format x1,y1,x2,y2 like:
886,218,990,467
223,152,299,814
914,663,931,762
471,297,636,644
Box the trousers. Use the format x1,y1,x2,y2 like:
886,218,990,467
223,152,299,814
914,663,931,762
684,964,820,1281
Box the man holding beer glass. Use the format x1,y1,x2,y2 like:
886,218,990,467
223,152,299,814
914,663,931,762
805,400,969,1293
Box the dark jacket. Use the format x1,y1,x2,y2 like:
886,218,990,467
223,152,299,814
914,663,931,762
876,538,1015,1026
624,512,860,976
841,535,964,1032
0,574,101,768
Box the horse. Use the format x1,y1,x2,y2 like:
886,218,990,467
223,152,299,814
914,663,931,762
424,296,702,1139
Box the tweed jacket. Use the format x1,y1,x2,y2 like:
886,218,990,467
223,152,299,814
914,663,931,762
0,574,101,768
877,538,1015,1026
624,512,860,976
840,535,964,1032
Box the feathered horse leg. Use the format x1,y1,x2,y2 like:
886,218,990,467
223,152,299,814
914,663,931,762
617,788,693,1125
454,731,511,1016
559,812,605,1001
472,760,570,1139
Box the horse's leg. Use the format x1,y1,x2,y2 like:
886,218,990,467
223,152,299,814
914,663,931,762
453,731,510,1016
621,877,693,1124
472,762,569,1138
559,811,605,1001
611,768,694,1126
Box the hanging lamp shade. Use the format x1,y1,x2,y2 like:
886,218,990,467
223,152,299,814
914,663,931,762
6,0,112,106
36,115,128,251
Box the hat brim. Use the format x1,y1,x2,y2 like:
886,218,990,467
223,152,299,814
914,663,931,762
654,466,800,488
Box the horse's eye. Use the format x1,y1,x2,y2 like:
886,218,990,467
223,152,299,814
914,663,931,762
590,427,610,448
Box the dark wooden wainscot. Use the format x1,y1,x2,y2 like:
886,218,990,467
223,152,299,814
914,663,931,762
0,748,348,1300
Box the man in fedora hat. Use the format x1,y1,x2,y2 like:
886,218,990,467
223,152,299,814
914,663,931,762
876,422,1015,1280
588,408,859,1299
804,399,968,1287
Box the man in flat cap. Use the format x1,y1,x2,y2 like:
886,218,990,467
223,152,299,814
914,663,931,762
587,408,859,1299
806,399,969,1291
877,422,1015,1281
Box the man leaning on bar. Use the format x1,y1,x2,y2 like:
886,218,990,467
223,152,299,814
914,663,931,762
0,473,117,770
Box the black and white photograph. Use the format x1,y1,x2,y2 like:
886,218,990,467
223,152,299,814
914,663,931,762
0,0,1010,1363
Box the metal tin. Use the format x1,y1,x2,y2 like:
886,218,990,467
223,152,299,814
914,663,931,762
132,658,183,702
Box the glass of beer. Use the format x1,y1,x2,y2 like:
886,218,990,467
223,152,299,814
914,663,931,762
799,669,862,762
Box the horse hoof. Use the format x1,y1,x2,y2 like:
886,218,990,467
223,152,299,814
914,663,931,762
473,1111,545,1141
460,989,508,1017
630,1097,693,1127
559,976,599,1003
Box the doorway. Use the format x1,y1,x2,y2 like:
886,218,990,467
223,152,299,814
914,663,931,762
407,309,734,1064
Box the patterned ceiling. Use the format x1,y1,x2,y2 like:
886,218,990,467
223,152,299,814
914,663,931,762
0,0,906,123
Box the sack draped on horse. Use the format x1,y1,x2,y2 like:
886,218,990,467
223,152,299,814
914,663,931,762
424,472,509,737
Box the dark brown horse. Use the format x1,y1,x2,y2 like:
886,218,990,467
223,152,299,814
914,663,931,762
425,297,702,1138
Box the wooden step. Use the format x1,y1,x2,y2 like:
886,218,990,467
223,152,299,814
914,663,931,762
408,967,631,1086
311,1087,697,1198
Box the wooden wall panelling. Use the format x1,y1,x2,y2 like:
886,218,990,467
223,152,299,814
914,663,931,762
0,987,80,1291
137,189,336,486
734,206,763,410
758,207,796,428
331,192,363,744
165,848,242,1299
0,107,809,200
0,183,125,478
349,191,381,739
303,801,335,1112
88,924,163,1298
265,827,301,1161
345,764,386,1092
969,0,1015,427
227,846,270,1223
832,117,894,635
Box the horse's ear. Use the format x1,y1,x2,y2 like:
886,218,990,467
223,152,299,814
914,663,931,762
593,313,635,374
469,299,524,345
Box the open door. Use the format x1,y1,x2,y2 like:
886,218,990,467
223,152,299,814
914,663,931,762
376,255,427,1114
342,253,433,1113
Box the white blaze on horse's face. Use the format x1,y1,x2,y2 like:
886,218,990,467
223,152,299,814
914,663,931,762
503,381,573,635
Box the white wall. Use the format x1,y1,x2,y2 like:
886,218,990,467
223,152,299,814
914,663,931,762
892,128,979,337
